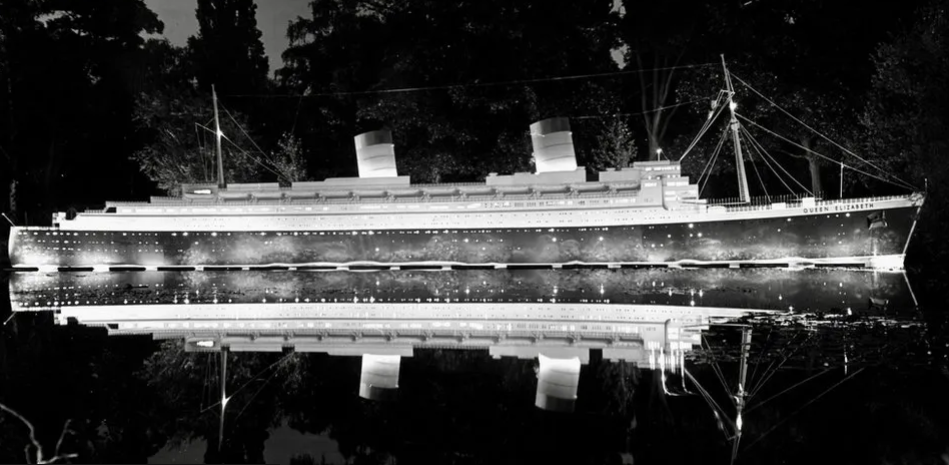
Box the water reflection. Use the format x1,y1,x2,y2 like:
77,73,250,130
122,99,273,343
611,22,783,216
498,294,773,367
1,269,945,465
9,268,916,313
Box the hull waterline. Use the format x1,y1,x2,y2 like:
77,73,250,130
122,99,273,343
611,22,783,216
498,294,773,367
7,195,923,271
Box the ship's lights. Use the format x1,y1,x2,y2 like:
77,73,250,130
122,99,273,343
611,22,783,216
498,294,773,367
196,340,215,348
730,101,738,111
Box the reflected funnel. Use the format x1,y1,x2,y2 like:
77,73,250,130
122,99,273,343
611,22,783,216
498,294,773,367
535,353,581,412
359,354,402,401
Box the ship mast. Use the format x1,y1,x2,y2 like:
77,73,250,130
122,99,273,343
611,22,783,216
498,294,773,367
212,84,226,189
721,56,750,204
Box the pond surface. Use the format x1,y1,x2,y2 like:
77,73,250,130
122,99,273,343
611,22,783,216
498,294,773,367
1,268,946,464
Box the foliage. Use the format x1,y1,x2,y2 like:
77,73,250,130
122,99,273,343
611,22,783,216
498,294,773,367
130,80,263,195
619,0,712,160
137,341,295,463
0,0,162,218
861,0,949,283
270,131,311,183
278,0,633,183
187,0,269,96
131,39,312,195
660,0,920,199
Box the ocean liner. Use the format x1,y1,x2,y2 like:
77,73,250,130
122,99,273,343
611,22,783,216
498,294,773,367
7,61,925,271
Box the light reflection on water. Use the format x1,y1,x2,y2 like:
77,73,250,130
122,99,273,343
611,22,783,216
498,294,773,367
1,269,944,464
8,268,917,313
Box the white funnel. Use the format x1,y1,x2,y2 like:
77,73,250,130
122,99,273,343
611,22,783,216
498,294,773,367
535,353,581,412
354,129,398,178
359,354,401,401
530,117,578,173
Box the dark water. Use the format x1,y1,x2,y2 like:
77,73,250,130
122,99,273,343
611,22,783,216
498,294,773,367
1,269,947,465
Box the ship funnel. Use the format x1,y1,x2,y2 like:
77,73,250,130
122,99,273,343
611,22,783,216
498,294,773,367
530,117,578,173
359,354,401,401
354,129,399,178
535,353,581,412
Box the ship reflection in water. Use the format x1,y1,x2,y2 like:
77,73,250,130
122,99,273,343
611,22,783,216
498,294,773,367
8,268,917,412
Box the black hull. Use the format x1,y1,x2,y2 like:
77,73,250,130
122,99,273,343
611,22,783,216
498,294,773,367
8,205,919,268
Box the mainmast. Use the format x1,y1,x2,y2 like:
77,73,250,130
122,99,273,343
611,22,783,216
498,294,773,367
212,84,226,189
721,56,750,203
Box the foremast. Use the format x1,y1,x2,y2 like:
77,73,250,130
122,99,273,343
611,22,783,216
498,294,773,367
212,84,226,190
722,56,750,204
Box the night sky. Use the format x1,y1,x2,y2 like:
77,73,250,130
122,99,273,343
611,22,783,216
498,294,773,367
144,0,311,76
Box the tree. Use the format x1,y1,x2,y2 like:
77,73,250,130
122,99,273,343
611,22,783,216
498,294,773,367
132,39,309,195
861,0,949,273
0,0,162,221
137,342,293,463
663,0,923,199
619,0,711,161
187,0,269,97
278,0,633,183
131,85,262,195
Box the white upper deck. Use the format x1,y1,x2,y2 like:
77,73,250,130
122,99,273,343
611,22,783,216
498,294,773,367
146,117,696,210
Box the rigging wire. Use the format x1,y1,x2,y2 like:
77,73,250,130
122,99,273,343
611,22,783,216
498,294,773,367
741,125,802,195
697,125,728,187
747,142,770,200
225,62,719,99
736,114,916,192
195,123,285,180
679,91,730,162
699,126,729,197
741,367,866,454
744,367,835,414
231,356,292,423
702,334,735,398
290,86,310,134
197,351,297,415
747,332,810,401
219,103,280,165
571,98,708,120
684,369,737,436
730,73,918,191
741,335,889,417
740,125,805,196
742,126,814,197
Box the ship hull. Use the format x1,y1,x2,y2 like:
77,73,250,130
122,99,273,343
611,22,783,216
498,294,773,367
8,197,922,270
